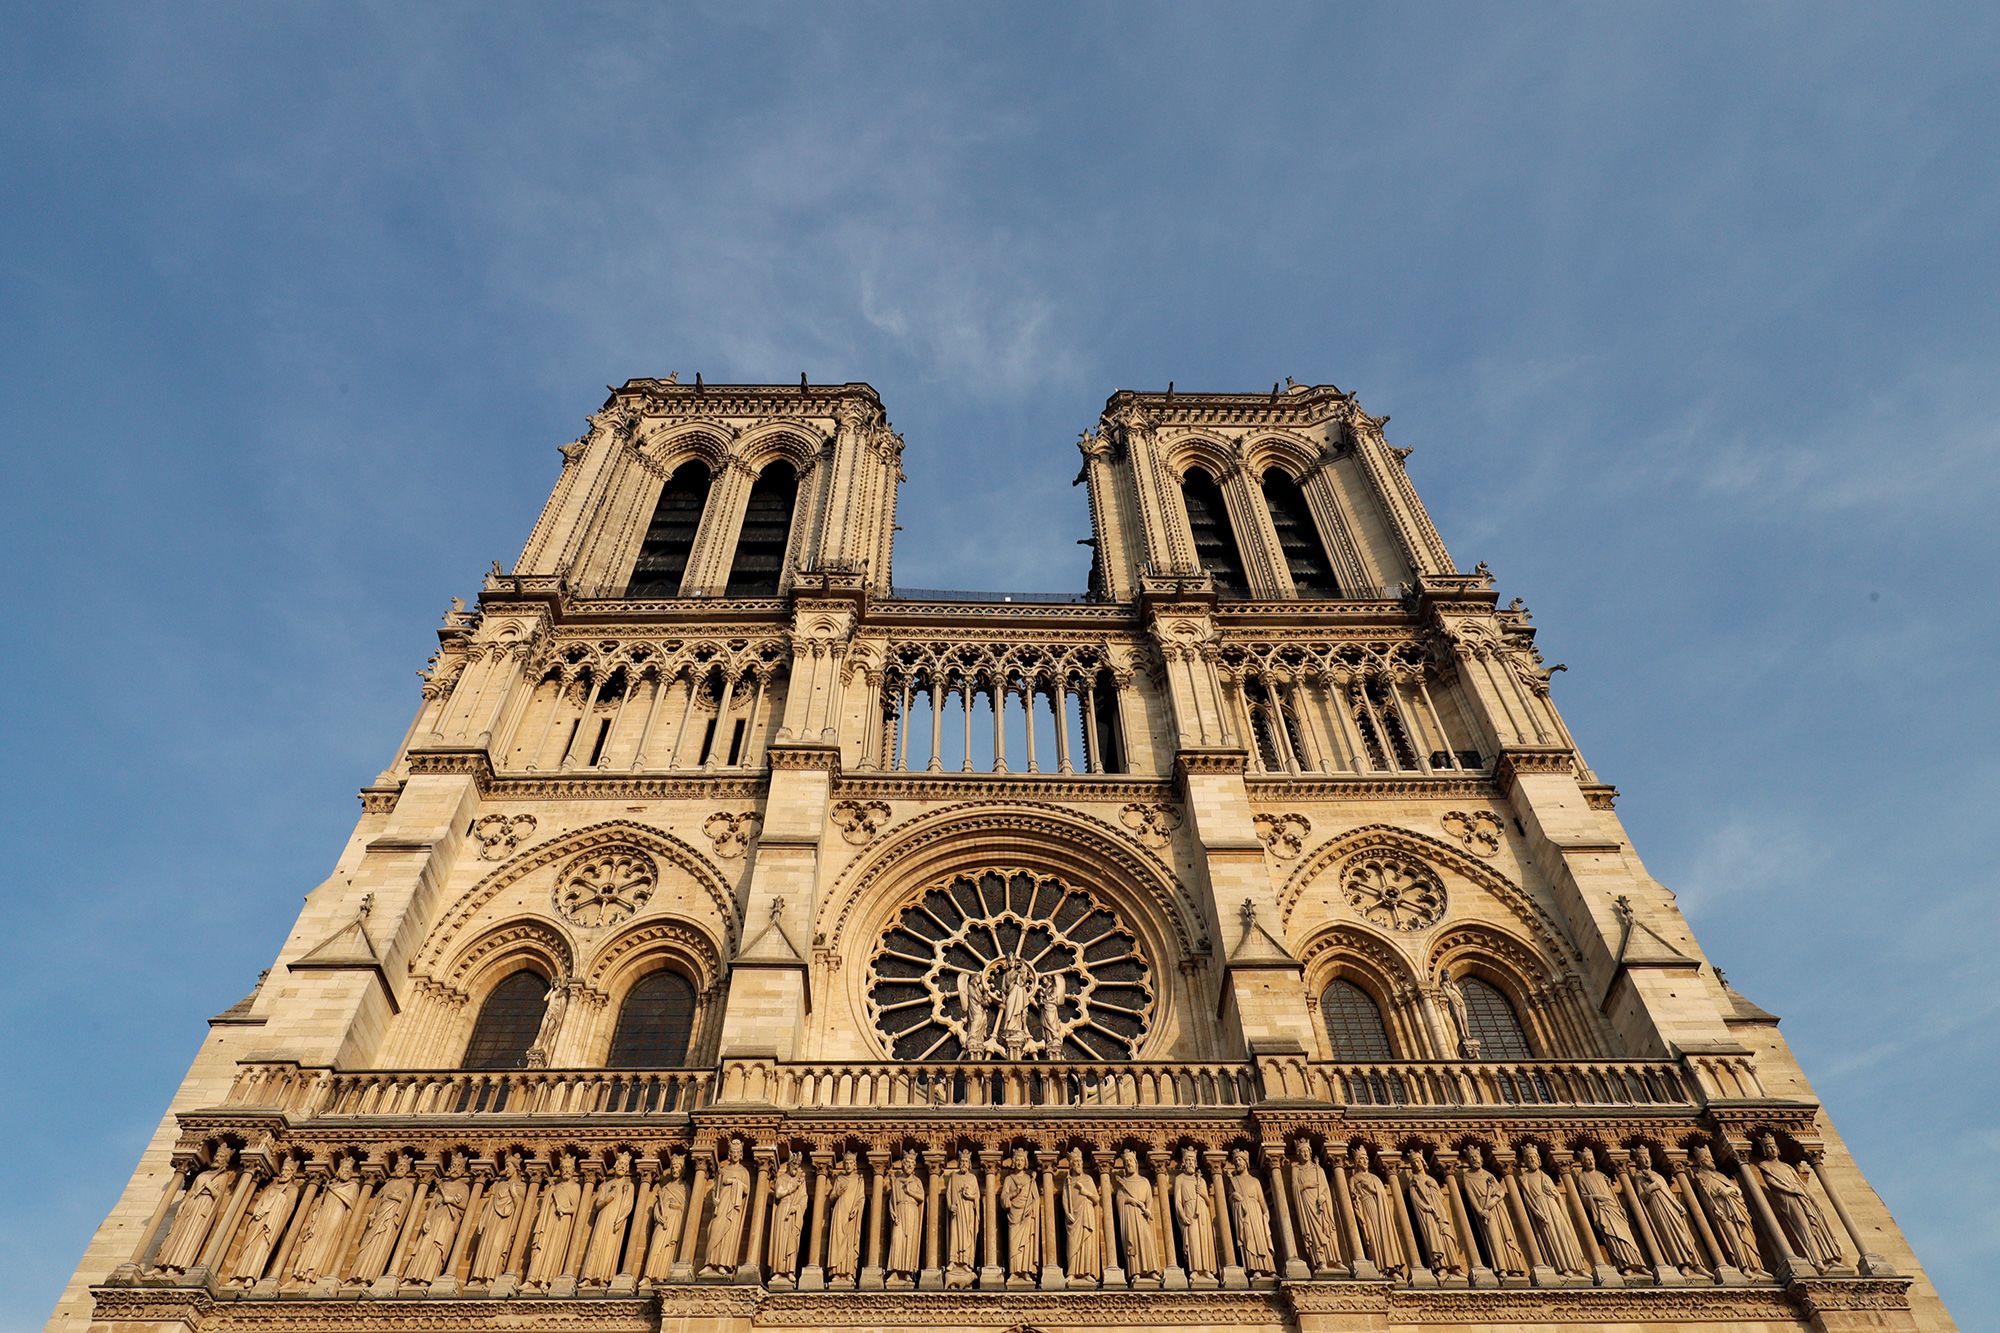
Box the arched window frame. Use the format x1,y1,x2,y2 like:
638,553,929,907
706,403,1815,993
580,917,727,1068
625,459,714,597
1176,465,1251,597
724,459,801,597
603,967,701,1068
1318,977,1397,1061
1258,465,1341,597
459,966,553,1071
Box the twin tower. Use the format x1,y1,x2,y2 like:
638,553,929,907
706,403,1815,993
56,379,1950,1331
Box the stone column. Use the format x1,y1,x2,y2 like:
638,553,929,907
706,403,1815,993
1262,1147,1310,1281
1805,1152,1889,1276
1151,1150,1186,1289
1735,1156,1807,1281
380,1172,433,1290
1557,1159,1619,1288
194,1168,260,1281
738,1151,771,1285
1037,1152,1063,1291
860,1151,887,1290
978,1152,1003,1289
1672,1162,1733,1283
1207,1152,1243,1289
801,1152,830,1291
1445,1160,1493,1287
1500,1162,1554,1287
1614,1157,1672,1286
1388,1158,1435,1288
1329,1154,1378,1281
671,1156,709,1283
1097,1158,1125,1286
265,1176,321,1292
920,1151,944,1290
443,1173,488,1289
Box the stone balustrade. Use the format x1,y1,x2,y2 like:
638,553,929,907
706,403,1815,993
1257,1055,1731,1110
719,1057,1258,1108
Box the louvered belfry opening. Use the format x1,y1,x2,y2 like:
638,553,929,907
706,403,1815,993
725,461,797,596
626,461,710,597
1179,467,1249,597
1261,468,1340,596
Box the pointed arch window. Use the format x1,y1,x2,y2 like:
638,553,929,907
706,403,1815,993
626,461,711,597
725,461,798,596
606,970,698,1067
1180,467,1248,597
1319,979,1395,1060
461,970,548,1070
1458,976,1533,1060
1260,468,1340,596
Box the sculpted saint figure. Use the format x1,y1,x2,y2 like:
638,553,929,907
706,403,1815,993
1172,1147,1216,1281
826,1150,865,1284
1114,1149,1162,1280
469,1150,525,1282
1576,1148,1647,1274
996,957,1037,1058
1037,972,1067,1053
768,1155,808,1281
1001,1147,1040,1283
886,1151,925,1284
959,970,993,1059
1460,1146,1526,1277
1347,1144,1407,1277
945,1148,980,1284
1289,1139,1339,1272
152,1142,236,1276
1407,1153,1466,1277
1632,1146,1708,1277
1516,1145,1586,1276
579,1150,637,1284
1755,1135,1843,1268
1063,1147,1103,1282
290,1154,360,1283
1439,976,1480,1059
1689,1146,1766,1275
1225,1148,1276,1278
230,1155,300,1285
350,1152,415,1283
701,1137,751,1275
403,1150,471,1285
526,1152,582,1287
641,1148,689,1282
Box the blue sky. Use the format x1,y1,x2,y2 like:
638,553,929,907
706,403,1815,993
3,4,1995,1326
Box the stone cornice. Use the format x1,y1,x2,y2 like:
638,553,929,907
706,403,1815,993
1243,774,1496,801
835,773,1176,802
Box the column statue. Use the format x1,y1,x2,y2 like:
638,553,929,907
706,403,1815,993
958,970,992,1059
525,1151,582,1288
1001,1147,1040,1284
1632,1146,1708,1277
1172,1146,1216,1282
1114,1148,1162,1280
1460,1146,1526,1277
1063,1147,1103,1282
944,1147,980,1286
1516,1145,1585,1276
1690,1145,1765,1275
826,1149,865,1284
150,1143,235,1276
403,1150,471,1285
886,1150,925,1285
290,1153,360,1283
469,1150,526,1282
769,1154,808,1282
1288,1139,1338,1273
229,1154,300,1286
349,1151,415,1283
579,1150,636,1285
1754,1134,1843,1268
1347,1144,1407,1278
641,1148,689,1282
701,1137,751,1276
1225,1148,1275,1279
1575,1148,1646,1274
1407,1152,1466,1277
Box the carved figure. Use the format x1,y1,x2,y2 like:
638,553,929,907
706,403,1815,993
1576,1148,1646,1274
152,1142,235,1275
1632,1146,1708,1276
229,1155,299,1285
768,1155,808,1281
1037,971,1066,1052
886,1151,925,1284
641,1149,689,1281
1407,1154,1466,1277
1438,975,1480,1059
701,1137,750,1275
469,1150,525,1282
1115,1149,1161,1279
945,1148,980,1284
290,1154,360,1283
1756,1135,1843,1268
1460,1146,1526,1277
1063,1147,1103,1281
524,1153,582,1287
1289,1139,1338,1272
1001,1148,1040,1282
349,1152,415,1282
995,957,1038,1058
403,1150,470,1285
1347,1145,1407,1277
826,1150,865,1284
579,1150,636,1284
1690,1145,1766,1274
1173,1148,1216,1280
959,969,992,1058
1226,1148,1275,1278
524,981,569,1069
1516,1145,1586,1276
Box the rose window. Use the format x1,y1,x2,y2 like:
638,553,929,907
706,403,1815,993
553,846,657,928
866,870,1153,1062
1341,852,1446,931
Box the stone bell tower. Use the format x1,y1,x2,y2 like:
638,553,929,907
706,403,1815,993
53,377,1952,1333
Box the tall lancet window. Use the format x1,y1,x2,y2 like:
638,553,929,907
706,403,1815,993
1180,467,1248,597
725,461,797,597
461,970,549,1070
626,461,711,597
1261,468,1340,596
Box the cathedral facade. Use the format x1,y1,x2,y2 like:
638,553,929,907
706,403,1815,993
53,379,1952,1332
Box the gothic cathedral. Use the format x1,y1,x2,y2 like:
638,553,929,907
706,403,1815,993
53,380,1952,1332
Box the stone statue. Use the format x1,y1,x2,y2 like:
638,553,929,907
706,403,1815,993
469,1150,525,1282
1690,1145,1765,1274
1037,971,1066,1052
1460,1146,1526,1277
229,1154,299,1285
1226,1148,1275,1278
1576,1148,1646,1274
886,1151,925,1285
944,1148,980,1285
524,980,568,1069
1114,1149,1161,1280
959,969,992,1058
1632,1146,1708,1277
1001,1147,1040,1283
995,957,1038,1059
1755,1135,1843,1268
826,1150,865,1284
1407,1153,1466,1277
349,1151,415,1283
290,1153,360,1283
1438,975,1480,1059
701,1137,751,1276
525,1152,582,1287
768,1155,808,1282
151,1142,235,1276
641,1148,688,1282
403,1150,470,1285
1347,1145,1407,1277
1289,1139,1338,1272
1515,1145,1586,1277
1063,1147,1103,1282
579,1150,636,1284
1173,1147,1216,1281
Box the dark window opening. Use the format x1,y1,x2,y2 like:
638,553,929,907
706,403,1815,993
462,971,548,1070
1320,979,1395,1061
1179,468,1249,597
726,462,798,596
1459,976,1533,1060
1261,469,1340,596
587,718,611,766
626,462,710,597
606,970,698,1068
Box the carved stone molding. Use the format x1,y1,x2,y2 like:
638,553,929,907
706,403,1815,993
552,846,658,928
831,798,893,845
1252,811,1311,859
1118,801,1182,849
1438,810,1501,857
1341,851,1446,932
702,810,761,859
470,813,537,860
